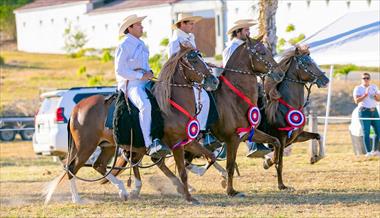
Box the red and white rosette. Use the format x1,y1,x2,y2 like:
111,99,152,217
285,109,305,128
247,106,261,126
186,118,200,140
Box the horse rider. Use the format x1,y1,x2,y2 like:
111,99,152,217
222,19,271,158
115,14,171,158
167,13,218,147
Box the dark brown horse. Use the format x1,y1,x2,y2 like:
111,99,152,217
43,45,219,204
210,37,285,197
260,45,329,190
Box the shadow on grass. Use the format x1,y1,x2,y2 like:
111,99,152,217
1,63,47,70
3,189,378,207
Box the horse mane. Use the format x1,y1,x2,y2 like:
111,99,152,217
153,46,193,115
265,45,310,124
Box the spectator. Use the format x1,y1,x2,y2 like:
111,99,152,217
353,73,380,157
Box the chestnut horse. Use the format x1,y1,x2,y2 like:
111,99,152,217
43,46,219,204
260,45,329,190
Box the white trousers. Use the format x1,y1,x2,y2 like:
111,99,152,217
127,85,152,147
192,87,210,130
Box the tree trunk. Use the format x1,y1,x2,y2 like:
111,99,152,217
258,0,279,55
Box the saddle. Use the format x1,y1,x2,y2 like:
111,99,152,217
107,86,164,148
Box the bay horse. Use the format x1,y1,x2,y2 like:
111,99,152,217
260,45,329,190
43,45,219,204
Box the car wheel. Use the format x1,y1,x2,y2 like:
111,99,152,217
20,126,34,141
0,127,16,141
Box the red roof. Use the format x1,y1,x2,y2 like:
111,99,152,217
88,0,179,14
15,0,89,12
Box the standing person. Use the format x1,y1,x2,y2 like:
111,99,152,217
353,73,380,157
115,14,171,158
167,13,218,147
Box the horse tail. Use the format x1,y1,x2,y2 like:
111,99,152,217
43,171,66,205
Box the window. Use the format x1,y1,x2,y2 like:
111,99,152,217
64,17,67,23
73,93,112,104
105,24,108,29
51,18,54,24
287,2,292,9
39,20,43,25
216,15,220,36
23,22,26,27
92,25,95,31
346,0,351,8
76,16,80,21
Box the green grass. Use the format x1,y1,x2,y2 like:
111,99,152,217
0,124,379,217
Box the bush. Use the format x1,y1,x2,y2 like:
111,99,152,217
101,49,113,62
76,66,86,76
0,55,4,65
333,64,357,78
87,75,104,86
63,23,88,56
149,54,163,76
214,54,222,61
160,38,169,47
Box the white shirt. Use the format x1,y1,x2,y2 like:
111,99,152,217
114,33,151,93
222,38,244,67
167,29,196,57
353,84,379,108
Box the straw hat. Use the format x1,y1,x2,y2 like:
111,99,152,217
227,21,256,35
119,14,147,37
172,13,202,29
234,19,255,24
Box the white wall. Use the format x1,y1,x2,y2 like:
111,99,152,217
85,5,173,55
15,2,90,54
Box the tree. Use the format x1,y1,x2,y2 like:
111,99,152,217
63,23,87,56
0,0,32,40
258,0,279,55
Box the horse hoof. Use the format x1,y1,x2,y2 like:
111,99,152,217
129,191,140,199
278,185,294,191
187,197,200,205
263,158,272,170
234,192,246,198
119,192,128,201
220,179,227,189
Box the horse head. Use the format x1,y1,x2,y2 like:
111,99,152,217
291,45,329,88
177,43,219,91
246,35,284,82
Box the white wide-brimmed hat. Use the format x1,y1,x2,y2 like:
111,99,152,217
227,20,256,35
119,14,147,36
172,12,202,29
234,19,255,24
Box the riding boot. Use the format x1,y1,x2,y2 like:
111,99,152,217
148,138,171,159
198,130,221,150
246,142,272,158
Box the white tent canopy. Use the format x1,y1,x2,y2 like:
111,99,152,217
302,10,380,67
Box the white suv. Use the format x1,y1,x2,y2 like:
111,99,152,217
33,86,116,158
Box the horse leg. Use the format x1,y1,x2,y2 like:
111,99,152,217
212,162,228,188
275,138,292,190
154,157,186,195
100,151,128,184
130,153,144,199
225,136,245,197
292,131,325,164
184,142,216,176
250,129,281,169
172,147,199,204
93,145,128,201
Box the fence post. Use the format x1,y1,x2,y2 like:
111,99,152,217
309,110,318,159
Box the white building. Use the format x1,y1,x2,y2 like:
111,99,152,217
14,0,380,58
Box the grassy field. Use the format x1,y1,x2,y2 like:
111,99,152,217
1,124,379,217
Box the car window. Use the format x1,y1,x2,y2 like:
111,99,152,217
73,92,113,104
39,97,61,114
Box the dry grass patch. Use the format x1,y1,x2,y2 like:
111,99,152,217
1,124,379,217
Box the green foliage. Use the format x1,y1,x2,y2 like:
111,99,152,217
149,54,163,77
333,64,357,77
87,75,104,86
0,55,4,65
214,54,222,61
101,49,113,63
285,24,295,33
76,66,86,76
0,0,32,40
288,34,305,45
160,38,169,47
63,23,88,56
